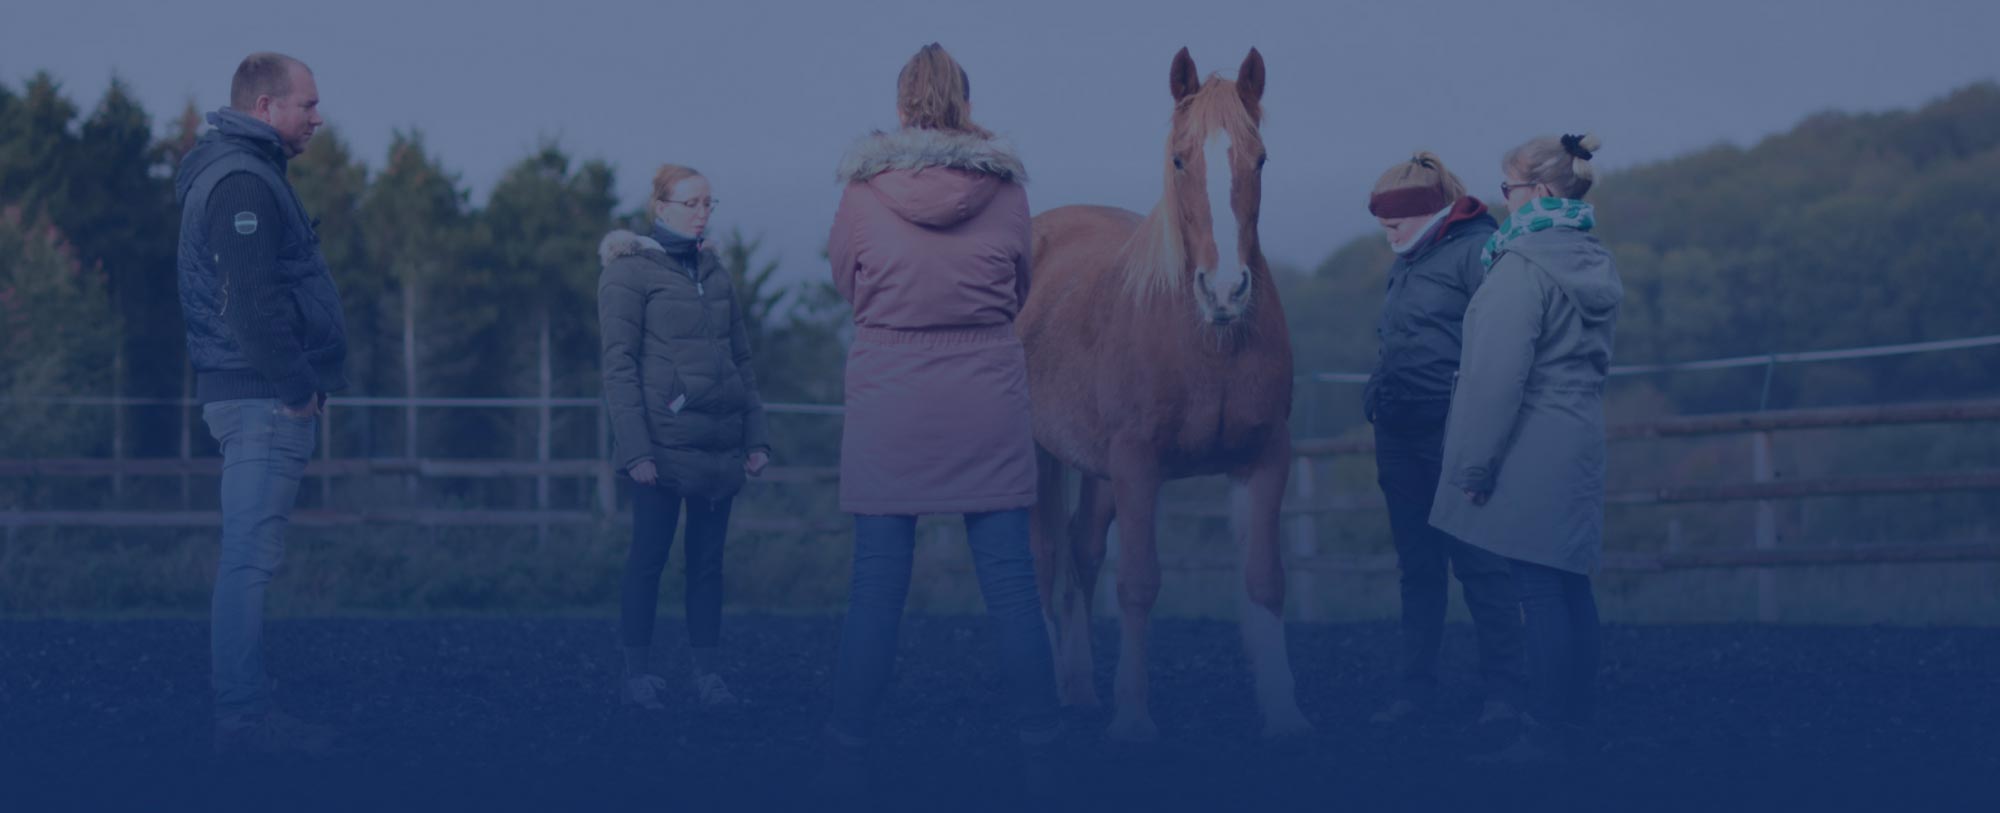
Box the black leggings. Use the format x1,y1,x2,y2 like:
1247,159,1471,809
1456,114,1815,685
620,485,733,649
1510,558,1600,727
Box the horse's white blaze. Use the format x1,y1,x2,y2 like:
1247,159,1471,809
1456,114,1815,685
1203,129,1245,306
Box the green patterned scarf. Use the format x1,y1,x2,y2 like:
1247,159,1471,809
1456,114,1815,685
1481,197,1596,268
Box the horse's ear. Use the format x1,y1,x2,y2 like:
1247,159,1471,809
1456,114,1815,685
1237,48,1265,114
1170,47,1200,102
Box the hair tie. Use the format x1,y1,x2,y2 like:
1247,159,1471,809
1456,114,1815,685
1560,134,1594,161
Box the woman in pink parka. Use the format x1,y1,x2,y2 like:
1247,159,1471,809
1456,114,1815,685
815,43,1060,796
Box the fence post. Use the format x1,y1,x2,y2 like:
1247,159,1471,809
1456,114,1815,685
180,367,193,509
537,311,552,546
596,404,614,514
1289,455,1318,621
403,284,419,503
1752,430,1779,623
112,346,125,504
320,403,333,508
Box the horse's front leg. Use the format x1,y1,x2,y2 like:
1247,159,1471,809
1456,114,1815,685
1107,442,1163,742
1237,425,1312,738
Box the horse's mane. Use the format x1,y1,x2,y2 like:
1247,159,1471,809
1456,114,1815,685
1120,76,1262,304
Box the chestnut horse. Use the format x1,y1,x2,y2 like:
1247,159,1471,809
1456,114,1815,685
1018,48,1310,741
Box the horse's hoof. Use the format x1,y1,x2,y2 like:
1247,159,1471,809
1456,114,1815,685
1105,716,1160,744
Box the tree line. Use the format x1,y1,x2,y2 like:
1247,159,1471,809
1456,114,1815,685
1287,82,2000,418
0,74,848,473
6,75,1998,473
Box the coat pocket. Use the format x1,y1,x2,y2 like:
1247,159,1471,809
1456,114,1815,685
644,370,690,422
289,285,330,348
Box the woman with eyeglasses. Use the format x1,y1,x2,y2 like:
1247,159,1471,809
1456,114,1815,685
597,163,771,712
1431,133,1621,763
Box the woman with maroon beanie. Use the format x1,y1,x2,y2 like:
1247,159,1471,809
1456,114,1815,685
1362,152,1526,730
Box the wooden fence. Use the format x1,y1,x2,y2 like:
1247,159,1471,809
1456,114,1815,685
7,396,2000,622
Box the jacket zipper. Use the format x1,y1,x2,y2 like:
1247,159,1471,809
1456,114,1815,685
673,252,729,413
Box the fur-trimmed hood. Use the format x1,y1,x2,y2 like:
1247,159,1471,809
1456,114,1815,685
597,229,663,267
836,128,1027,184
836,129,1026,229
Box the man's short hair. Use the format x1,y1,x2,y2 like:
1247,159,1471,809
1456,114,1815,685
230,52,309,110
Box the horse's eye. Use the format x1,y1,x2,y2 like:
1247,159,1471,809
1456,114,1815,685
1257,154,1268,169
1173,155,1185,171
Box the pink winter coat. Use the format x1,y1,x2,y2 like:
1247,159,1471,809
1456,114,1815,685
828,127,1036,516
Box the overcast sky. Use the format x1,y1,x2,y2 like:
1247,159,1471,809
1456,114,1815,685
7,0,1999,281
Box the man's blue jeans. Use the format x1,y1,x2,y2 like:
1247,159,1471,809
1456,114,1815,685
203,398,317,721
829,510,1060,741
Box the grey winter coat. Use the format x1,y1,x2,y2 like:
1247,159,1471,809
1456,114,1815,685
598,230,771,500
1429,227,1623,574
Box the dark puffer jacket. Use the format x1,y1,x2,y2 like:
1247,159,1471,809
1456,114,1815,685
1365,196,1497,426
597,229,771,499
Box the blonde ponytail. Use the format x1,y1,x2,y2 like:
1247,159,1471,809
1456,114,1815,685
1505,132,1604,199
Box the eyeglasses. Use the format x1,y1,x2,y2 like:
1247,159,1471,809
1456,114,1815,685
663,197,720,213
1499,180,1537,198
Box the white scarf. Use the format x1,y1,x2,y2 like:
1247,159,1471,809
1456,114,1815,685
1388,204,1456,255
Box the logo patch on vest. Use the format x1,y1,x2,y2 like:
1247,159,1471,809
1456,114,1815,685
233,212,258,235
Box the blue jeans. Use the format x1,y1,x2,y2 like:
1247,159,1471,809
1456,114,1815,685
1375,412,1525,704
203,398,317,721
1510,558,1600,727
829,510,1059,740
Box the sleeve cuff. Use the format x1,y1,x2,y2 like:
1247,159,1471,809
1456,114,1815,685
1450,466,1495,493
276,376,318,410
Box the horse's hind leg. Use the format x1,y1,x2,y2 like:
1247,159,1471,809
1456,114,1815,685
1031,446,1066,618
1108,445,1164,742
1237,426,1313,738
1030,446,1081,698
1051,475,1115,707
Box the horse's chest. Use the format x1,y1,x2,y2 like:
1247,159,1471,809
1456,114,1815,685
1171,392,1269,464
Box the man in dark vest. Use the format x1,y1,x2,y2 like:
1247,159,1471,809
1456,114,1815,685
174,51,347,756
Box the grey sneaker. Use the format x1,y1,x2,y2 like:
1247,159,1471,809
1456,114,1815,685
692,672,738,707
212,711,337,758
622,673,670,711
